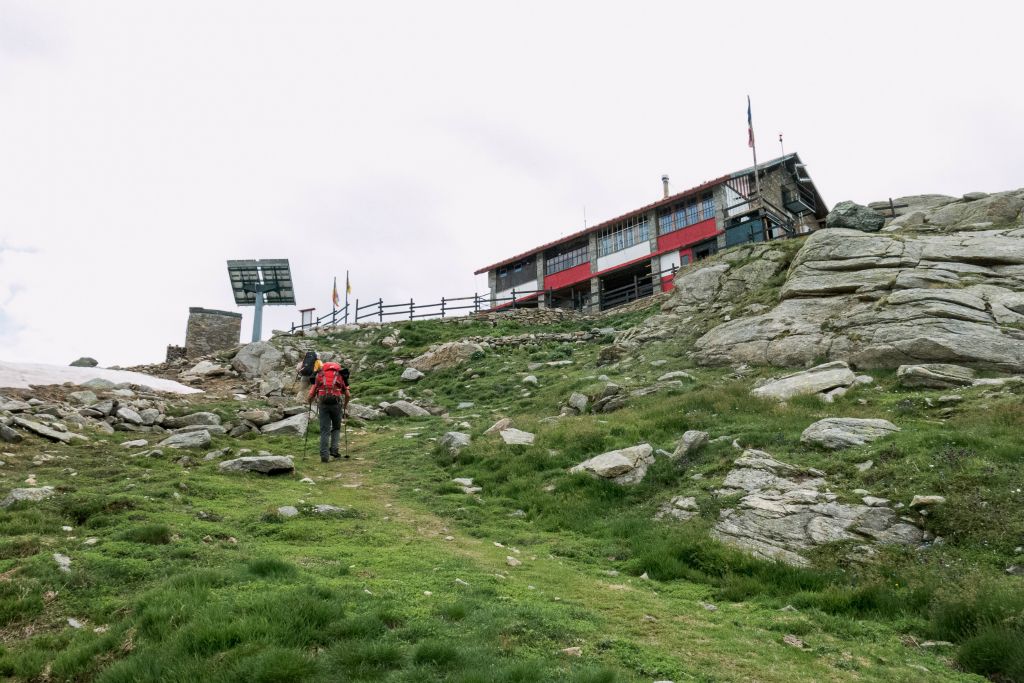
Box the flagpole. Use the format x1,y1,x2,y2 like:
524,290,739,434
748,95,761,200
332,276,338,325
344,270,349,324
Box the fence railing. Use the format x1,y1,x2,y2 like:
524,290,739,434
289,267,685,332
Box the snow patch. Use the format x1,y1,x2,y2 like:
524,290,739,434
0,361,202,395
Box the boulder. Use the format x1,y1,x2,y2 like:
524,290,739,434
566,392,588,414
231,341,285,379
157,430,212,449
67,390,98,406
11,416,79,444
383,401,430,418
0,424,23,444
570,443,655,485
800,418,900,450
187,360,229,377
671,430,709,461
909,495,946,508
164,411,222,428
260,413,309,437
712,450,922,566
70,357,99,367
80,378,115,391
401,367,425,382
751,361,856,401
484,417,513,435
408,341,483,372
499,428,535,446
825,201,886,232
1,486,55,508
218,455,294,475
896,364,976,389
347,403,384,421
115,407,145,426
440,432,471,451
237,409,272,426
277,505,299,518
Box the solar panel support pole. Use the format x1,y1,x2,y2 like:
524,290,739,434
244,281,281,342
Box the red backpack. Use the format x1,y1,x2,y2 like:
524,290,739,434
316,362,348,403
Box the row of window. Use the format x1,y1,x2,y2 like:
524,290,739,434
657,193,715,235
545,243,589,275
496,256,537,290
597,214,649,257
497,192,718,278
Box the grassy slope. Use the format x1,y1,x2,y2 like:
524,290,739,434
1,312,1022,681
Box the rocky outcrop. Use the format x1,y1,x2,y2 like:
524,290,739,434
825,201,885,232
408,341,483,372
569,444,654,485
800,418,900,450
711,450,922,566
231,341,285,379
896,363,976,388
751,361,856,401
1,486,56,508
693,190,1024,370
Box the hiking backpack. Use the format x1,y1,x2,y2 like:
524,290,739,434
316,362,348,404
299,350,318,377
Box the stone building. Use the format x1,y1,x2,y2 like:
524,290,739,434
179,307,242,359
475,153,827,312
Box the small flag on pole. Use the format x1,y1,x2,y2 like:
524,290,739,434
332,277,340,309
747,96,755,148
346,272,352,295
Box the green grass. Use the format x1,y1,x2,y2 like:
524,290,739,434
1,309,1022,681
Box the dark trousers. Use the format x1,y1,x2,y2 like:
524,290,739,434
318,399,342,459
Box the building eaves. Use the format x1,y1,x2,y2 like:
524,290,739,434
474,173,730,275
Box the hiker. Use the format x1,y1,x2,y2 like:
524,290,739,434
307,361,350,462
295,350,321,400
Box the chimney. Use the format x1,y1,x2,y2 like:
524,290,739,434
661,174,670,199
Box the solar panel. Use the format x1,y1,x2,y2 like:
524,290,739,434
226,259,296,306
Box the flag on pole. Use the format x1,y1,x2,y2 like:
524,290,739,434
747,96,754,148
345,272,352,295
332,277,340,308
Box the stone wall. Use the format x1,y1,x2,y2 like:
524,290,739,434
184,308,242,359
165,344,188,363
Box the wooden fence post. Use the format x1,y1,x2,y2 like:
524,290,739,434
440,297,446,318
378,298,383,323
409,298,414,320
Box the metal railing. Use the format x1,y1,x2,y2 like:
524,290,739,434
291,303,350,332
289,267,691,331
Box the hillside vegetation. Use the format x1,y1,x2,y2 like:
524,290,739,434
2,305,1023,682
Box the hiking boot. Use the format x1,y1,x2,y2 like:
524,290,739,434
329,450,340,460
320,455,330,463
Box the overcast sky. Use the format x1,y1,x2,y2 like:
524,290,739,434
1,0,1022,367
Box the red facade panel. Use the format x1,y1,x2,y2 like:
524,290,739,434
656,218,718,252
543,262,592,290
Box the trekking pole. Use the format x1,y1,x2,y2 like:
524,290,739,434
343,396,349,459
302,402,313,460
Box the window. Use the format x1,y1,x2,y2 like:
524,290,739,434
658,193,715,236
598,214,649,257
545,242,589,275
495,256,536,290
701,193,715,220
